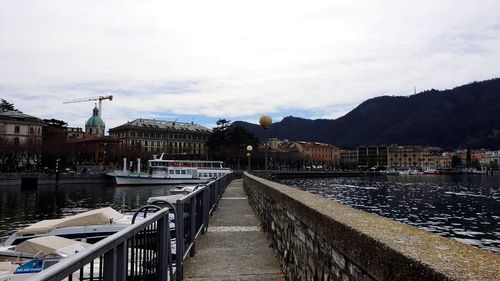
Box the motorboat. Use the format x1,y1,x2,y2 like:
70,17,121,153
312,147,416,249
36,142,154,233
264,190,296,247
4,207,174,246
384,169,399,175
423,168,440,175
109,153,231,185
0,236,90,280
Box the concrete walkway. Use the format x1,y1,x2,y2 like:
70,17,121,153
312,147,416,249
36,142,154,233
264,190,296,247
184,179,282,281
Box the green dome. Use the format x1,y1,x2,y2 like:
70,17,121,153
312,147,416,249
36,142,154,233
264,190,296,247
85,107,105,128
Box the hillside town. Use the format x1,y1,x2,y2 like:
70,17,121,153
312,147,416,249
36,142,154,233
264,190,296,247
1,106,499,174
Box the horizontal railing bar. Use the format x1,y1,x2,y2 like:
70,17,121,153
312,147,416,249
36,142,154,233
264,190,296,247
182,225,205,261
32,208,170,281
177,180,216,201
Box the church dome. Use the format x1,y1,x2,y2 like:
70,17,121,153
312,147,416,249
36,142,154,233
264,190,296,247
85,107,105,136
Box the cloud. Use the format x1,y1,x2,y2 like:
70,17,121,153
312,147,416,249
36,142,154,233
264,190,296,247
1,0,500,131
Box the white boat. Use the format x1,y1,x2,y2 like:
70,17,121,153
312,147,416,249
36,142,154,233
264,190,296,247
4,207,174,246
110,153,231,185
0,236,90,281
423,168,440,175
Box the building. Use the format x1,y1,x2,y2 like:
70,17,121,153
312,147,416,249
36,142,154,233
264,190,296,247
109,118,211,157
387,145,426,168
85,106,105,137
481,151,500,168
340,149,358,170
66,127,84,139
0,111,44,171
64,107,119,169
0,111,43,147
288,141,340,168
357,146,388,169
421,147,450,169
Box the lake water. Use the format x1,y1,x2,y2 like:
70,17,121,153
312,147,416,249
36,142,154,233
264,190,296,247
277,175,500,252
0,183,173,242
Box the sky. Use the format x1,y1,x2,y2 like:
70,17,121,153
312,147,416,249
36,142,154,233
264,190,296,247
1,0,500,131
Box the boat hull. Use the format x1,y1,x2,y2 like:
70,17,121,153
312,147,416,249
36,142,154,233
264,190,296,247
114,175,208,186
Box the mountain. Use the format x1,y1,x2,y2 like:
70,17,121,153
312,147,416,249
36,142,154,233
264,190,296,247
233,78,500,149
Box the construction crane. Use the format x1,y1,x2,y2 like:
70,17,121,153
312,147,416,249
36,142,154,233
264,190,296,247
63,95,113,117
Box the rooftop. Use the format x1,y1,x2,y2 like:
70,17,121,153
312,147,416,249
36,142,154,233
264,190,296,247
110,118,211,133
0,111,44,124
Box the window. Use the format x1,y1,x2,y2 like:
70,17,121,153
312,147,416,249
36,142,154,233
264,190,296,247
14,126,20,133
169,170,174,175
175,170,180,174
181,170,186,174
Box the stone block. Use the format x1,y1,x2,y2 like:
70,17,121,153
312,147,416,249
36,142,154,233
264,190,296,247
332,248,346,269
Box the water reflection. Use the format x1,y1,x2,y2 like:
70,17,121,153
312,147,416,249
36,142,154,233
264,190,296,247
277,175,500,252
0,184,172,241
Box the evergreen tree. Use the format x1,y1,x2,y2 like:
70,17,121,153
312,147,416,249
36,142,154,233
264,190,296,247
0,99,16,112
207,119,260,165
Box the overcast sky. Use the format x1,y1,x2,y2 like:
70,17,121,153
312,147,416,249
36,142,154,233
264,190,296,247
1,0,500,130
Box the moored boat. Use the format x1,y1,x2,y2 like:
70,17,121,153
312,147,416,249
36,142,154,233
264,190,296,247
109,153,231,185
0,236,90,281
4,207,174,246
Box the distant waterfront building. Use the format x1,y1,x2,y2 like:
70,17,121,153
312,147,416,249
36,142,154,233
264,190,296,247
388,145,425,168
357,146,388,169
288,141,340,167
0,111,44,170
85,106,105,137
0,111,43,147
109,118,211,157
481,151,500,168
340,149,358,170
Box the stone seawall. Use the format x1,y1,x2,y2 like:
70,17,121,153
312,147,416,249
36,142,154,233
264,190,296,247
0,173,113,186
243,172,499,281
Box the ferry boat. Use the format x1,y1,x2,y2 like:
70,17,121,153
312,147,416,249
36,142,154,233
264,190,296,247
110,153,231,185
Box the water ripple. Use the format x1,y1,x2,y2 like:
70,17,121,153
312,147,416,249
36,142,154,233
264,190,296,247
278,175,500,252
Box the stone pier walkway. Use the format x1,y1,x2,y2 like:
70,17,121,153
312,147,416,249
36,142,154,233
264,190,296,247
184,179,282,281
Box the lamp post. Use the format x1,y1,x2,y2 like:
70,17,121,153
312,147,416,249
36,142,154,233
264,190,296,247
246,145,253,170
259,115,272,172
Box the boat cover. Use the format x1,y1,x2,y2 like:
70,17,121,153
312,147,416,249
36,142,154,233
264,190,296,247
16,207,124,235
15,236,90,257
147,194,185,204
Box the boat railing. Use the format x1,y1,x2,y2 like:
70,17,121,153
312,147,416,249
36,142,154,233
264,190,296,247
33,172,241,281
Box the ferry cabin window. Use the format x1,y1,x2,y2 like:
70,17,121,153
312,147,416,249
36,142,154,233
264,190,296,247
175,170,180,174
169,170,174,175
181,170,186,174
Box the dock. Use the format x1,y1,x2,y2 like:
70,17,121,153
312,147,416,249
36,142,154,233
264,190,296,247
184,179,282,280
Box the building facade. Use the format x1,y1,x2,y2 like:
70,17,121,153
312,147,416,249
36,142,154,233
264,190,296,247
340,149,358,170
66,127,84,139
109,118,211,157
0,111,43,147
357,146,388,169
0,111,44,171
289,141,340,167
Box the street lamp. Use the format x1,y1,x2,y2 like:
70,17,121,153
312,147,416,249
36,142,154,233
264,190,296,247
246,145,253,170
259,115,272,172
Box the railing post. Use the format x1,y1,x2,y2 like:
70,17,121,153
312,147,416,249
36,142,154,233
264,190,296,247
116,241,127,281
158,216,169,281
190,196,196,257
104,247,117,281
202,188,209,233
175,201,184,281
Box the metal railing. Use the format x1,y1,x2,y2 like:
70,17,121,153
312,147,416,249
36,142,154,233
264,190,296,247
32,172,240,281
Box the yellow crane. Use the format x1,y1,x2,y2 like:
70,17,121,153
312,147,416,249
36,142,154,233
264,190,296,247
63,95,113,117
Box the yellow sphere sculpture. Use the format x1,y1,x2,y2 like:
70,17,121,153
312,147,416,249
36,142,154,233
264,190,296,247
259,115,272,129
